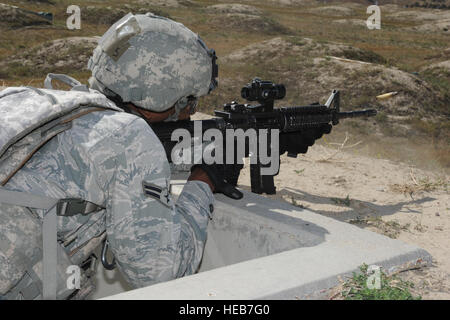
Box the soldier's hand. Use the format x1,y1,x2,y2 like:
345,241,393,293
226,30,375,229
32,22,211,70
279,124,332,157
188,166,215,191
189,164,243,200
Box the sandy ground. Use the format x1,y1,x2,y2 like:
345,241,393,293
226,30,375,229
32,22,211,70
234,143,450,299
190,112,449,299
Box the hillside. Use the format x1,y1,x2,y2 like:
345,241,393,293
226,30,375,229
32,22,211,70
1,0,448,170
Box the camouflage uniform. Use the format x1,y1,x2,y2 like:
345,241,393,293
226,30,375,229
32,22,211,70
3,108,214,289
1,12,218,298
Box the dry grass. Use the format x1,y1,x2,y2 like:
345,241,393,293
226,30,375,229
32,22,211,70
0,0,449,171
349,216,411,239
317,132,363,162
389,169,449,196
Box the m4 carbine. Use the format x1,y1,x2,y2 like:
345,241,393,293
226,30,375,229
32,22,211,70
150,78,377,195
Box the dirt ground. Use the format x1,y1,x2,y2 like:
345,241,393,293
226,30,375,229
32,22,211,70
191,111,449,300
235,140,450,299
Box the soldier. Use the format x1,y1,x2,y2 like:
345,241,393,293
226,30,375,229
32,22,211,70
0,13,240,300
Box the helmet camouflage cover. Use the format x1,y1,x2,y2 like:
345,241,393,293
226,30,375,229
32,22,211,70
88,13,218,112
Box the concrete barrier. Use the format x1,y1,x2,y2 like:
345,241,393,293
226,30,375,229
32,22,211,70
91,181,431,300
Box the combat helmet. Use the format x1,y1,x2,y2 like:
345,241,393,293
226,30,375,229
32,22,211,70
88,12,218,114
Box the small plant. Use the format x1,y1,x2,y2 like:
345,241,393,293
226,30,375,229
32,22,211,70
349,216,410,239
414,222,427,232
331,194,351,206
389,170,449,196
287,36,307,47
294,168,305,175
339,264,421,300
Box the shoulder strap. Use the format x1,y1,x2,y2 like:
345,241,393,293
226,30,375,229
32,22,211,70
0,81,121,185
0,79,117,299
44,73,90,93
1,107,106,186
44,73,81,90
0,187,58,299
0,187,102,300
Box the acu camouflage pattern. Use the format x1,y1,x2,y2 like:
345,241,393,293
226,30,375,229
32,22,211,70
88,13,215,112
0,87,214,297
0,86,121,297
0,202,85,299
0,86,120,185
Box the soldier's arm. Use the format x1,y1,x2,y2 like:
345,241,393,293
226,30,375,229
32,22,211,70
101,116,214,288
